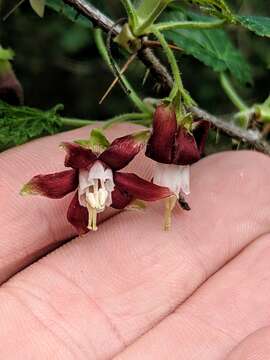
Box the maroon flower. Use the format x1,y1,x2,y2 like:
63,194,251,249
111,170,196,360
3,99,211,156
146,104,209,166
145,104,210,230
21,130,172,234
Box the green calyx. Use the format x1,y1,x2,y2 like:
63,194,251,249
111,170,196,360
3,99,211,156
74,128,110,152
114,23,142,53
132,129,151,143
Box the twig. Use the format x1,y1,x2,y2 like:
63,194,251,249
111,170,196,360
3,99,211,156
62,0,173,91
62,0,270,155
191,107,270,155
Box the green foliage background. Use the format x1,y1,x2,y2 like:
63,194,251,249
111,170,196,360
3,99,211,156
0,0,269,120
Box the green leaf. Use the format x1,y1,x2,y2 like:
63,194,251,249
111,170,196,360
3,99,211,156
163,10,252,84
237,15,270,38
0,101,63,152
0,47,14,61
183,0,234,21
46,0,92,28
29,0,45,17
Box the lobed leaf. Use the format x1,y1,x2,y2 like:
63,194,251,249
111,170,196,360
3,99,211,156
237,15,270,38
163,9,252,84
183,0,234,21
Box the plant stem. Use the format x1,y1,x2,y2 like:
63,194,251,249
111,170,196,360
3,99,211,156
134,0,173,36
94,28,152,114
154,19,226,32
59,0,270,155
220,72,248,111
102,113,151,129
61,113,150,129
60,117,96,128
120,0,138,28
153,29,193,106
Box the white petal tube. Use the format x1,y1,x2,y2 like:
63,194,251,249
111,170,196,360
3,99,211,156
78,161,115,209
153,163,190,197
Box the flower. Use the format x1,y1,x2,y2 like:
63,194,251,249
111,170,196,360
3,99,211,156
145,104,209,229
21,130,172,234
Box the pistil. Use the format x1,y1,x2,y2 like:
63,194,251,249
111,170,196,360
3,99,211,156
164,195,177,231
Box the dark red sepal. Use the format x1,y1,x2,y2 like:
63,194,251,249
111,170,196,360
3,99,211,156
173,126,201,165
113,172,172,201
146,104,177,164
111,186,133,209
99,133,144,171
21,169,78,199
193,120,210,154
61,142,97,169
67,191,89,235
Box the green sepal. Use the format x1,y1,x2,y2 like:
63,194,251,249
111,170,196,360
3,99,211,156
0,48,14,62
75,128,110,151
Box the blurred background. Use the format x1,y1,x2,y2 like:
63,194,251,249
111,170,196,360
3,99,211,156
0,0,269,120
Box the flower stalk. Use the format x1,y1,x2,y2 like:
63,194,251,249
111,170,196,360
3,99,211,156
153,29,194,117
220,72,248,112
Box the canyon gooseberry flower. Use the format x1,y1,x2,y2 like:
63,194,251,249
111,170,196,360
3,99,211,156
146,104,210,229
21,129,172,234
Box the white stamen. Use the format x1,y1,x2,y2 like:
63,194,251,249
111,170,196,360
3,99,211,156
78,161,115,231
98,188,108,207
86,192,97,209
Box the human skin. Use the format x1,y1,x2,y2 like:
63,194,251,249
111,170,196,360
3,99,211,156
0,123,270,359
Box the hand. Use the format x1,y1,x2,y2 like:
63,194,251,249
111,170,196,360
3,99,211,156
0,124,270,360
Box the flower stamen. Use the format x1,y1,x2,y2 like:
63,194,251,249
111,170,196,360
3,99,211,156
164,195,177,231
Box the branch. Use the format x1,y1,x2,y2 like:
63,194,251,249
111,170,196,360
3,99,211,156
62,0,270,155
63,0,121,34
63,0,173,91
191,107,270,155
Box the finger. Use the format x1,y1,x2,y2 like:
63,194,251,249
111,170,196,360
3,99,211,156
115,234,270,360
0,123,152,283
0,151,270,359
226,327,270,360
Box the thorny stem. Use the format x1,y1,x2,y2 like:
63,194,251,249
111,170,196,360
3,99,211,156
94,28,151,114
220,73,248,112
61,0,270,155
153,28,193,107
191,106,270,155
